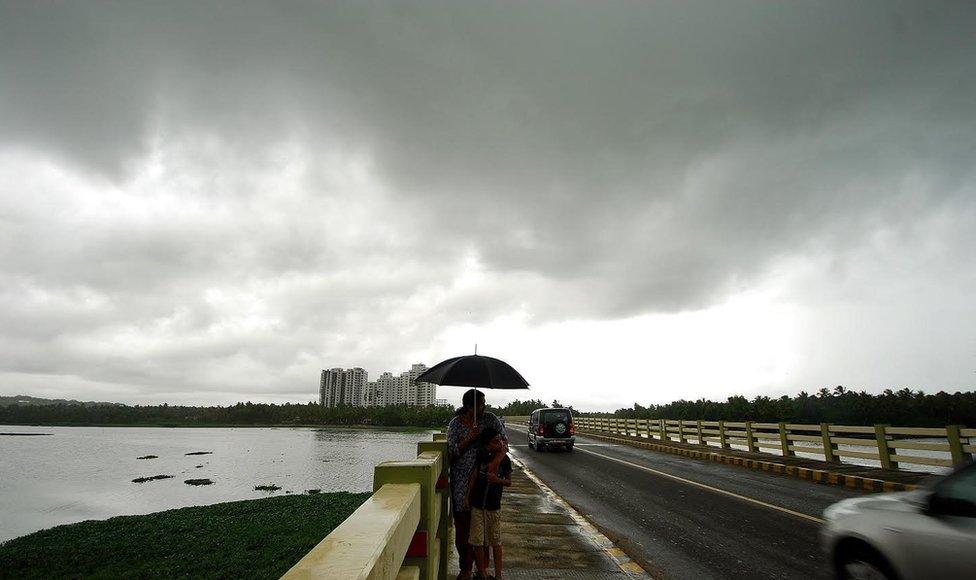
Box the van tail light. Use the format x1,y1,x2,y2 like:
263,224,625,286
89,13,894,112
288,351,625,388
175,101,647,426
537,424,544,436
569,422,576,435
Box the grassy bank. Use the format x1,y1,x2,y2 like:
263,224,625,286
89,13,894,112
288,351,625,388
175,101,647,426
0,492,370,579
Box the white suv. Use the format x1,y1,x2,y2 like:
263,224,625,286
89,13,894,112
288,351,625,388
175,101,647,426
822,461,976,580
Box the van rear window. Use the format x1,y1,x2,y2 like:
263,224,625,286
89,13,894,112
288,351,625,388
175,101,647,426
542,411,570,424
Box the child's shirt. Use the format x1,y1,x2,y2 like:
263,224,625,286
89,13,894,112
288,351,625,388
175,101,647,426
470,450,512,511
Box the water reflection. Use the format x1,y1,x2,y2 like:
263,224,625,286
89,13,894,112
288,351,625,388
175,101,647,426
0,425,435,543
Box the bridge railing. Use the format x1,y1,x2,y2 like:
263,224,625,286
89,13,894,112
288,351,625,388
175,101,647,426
280,432,451,580
575,417,974,471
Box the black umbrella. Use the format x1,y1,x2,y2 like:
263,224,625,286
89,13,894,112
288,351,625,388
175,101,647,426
416,353,529,422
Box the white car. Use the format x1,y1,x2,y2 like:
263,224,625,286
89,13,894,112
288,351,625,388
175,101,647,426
822,461,976,580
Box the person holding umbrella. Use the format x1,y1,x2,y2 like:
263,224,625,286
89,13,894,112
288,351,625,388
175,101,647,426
447,389,507,579
416,353,529,580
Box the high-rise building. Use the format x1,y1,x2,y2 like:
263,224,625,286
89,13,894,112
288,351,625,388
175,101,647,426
393,371,417,405
319,367,368,407
319,363,436,407
375,372,395,406
411,363,437,406
364,381,379,406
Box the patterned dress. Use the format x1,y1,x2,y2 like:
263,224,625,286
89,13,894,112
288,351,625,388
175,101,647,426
447,411,506,511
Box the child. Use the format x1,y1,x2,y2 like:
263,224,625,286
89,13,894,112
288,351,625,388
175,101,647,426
467,427,512,580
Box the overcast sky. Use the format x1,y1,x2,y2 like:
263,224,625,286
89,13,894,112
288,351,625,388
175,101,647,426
1,1,974,410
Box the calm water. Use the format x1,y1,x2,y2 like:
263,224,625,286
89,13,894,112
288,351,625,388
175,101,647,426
0,425,436,543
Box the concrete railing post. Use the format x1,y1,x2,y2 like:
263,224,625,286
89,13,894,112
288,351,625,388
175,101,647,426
659,419,666,442
946,425,970,466
374,452,442,580
745,422,758,453
718,421,728,449
418,439,450,580
820,423,837,462
778,423,793,457
696,420,704,446
874,425,895,470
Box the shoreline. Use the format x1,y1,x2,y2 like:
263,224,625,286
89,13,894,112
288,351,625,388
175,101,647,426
0,422,437,432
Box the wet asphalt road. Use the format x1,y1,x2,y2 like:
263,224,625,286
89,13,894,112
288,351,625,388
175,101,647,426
506,427,863,580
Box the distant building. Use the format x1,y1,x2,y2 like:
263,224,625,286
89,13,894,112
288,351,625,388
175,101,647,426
411,363,437,406
435,398,451,407
319,363,436,407
364,381,379,406
374,372,396,406
319,367,368,407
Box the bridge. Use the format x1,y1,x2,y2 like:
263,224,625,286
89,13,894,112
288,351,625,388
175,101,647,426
279,418,973,579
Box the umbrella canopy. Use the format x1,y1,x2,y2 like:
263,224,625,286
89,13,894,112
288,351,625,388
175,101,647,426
415,354,529,389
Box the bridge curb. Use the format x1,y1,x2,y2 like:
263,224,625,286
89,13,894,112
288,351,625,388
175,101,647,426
578,430,919,493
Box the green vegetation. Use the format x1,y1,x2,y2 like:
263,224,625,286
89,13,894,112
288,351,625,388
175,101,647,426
132,475,173,483
254,484,281,492
601,387,976,426
0,395,122,408
493,399,569,416
6,389,966,428
184,479,213,486
0,492,370,579
0,401,457,428
0,432,51,436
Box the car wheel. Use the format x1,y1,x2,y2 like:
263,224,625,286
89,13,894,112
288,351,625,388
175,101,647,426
838,549,895,580
536,442,545,452
567,443,574,452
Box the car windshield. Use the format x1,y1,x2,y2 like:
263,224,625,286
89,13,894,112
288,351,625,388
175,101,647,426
937,464,976,516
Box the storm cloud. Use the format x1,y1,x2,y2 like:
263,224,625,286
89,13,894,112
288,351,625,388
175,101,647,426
1,1,974,406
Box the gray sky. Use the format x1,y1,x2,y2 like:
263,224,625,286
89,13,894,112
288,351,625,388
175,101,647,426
1,1,974,410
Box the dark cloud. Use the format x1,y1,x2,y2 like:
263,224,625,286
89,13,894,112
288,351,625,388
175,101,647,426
1,1,974,403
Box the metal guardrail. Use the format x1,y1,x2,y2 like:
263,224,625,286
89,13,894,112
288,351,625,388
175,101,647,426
281,433,451,580
572,417,974,471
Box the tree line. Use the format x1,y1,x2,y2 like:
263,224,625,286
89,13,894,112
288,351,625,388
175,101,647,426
0,398,561,427
594,387,975,427
1,388,972,427
0,401,458,427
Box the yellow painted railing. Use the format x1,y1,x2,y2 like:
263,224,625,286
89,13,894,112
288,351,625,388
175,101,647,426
281,433,451,580
574,417,974,471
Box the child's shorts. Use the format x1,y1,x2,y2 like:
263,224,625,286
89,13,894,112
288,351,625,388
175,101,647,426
469,507,501,546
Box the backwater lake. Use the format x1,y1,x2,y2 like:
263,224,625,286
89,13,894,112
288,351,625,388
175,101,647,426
0,425,436,543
